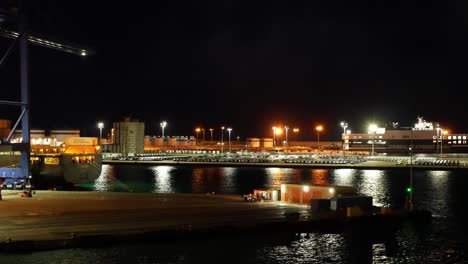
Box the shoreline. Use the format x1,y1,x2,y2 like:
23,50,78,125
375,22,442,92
103,159,468,170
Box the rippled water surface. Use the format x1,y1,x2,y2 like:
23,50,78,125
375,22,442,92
2,165,467,263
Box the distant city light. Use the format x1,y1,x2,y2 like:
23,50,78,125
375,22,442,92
368,124,378,133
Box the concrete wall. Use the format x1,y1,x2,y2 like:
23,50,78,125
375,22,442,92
280,184,356,205
288,141,342,149
111,120,145,155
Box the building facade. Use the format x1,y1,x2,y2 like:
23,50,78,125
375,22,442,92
107,118,145,155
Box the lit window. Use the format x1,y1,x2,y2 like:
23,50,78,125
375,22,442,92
448,136,452,140
463,136,467,139
459,140,462,144
458,136,462,139
44,157,60,165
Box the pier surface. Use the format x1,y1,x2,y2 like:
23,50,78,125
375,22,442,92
0,190,308,249
104,158,468,170
0,190,428,253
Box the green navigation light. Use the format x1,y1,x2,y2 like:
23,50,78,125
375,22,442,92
406,187,412,193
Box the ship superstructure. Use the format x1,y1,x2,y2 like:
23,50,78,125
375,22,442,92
343,117,468,153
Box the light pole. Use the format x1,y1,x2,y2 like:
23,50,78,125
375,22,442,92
436,126,441,154
441,129,447,157
316,125,323,150
209,128,214,146
97,122,104,153
340,121,348,135
293,128,299,142
160,121,167,138
409,145,413,211
227,128,232,152
202,128,205,144
340,122,348,155
368,124,377,156
284,126,289,152
272,127,276,148
195,128,201,145
221,126,225,154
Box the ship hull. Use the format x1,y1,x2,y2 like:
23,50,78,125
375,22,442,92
31,154,102,186
348,140,468,153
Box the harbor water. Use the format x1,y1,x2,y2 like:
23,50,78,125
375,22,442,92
1,164,467,263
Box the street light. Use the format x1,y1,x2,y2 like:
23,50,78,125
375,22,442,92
227,128,232,152
272,127,277,148
195,128,201,145
368,124,378,156
97,122,104,144
441,129,448,157
202,128,205,144
284,126,289,151
160,121,167,138
340,122,348,155
221,126,225,154
340,122,348,134
409,145,413,211
315,125,323,150
293,128,299,142
436,125,441,154
209,128,214,146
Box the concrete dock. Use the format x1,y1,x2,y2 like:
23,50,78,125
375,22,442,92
104,158,468,170
0,190,430,253
0,190,310,251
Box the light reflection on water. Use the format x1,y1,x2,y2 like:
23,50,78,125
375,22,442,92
94,164,113,192
265,167,294,189
310,169,329,185
417,170,450,217
333,168,355,186
257,233,348,264
151,166,174,193
92,166,455,215
359,170,389,207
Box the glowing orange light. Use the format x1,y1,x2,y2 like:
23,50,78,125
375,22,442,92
293,128,299,133
316,125,323,132
275,127,283,135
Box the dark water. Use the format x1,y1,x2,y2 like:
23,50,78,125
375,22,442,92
2,164,467,263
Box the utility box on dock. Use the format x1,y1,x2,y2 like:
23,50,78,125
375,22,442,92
310,199,331,213
272,190,280,201
380,207,392,215
330,196,373,211
346,207,363,217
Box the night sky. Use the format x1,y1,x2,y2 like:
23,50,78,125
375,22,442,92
1,1,467,140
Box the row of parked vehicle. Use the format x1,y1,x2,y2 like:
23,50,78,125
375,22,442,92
413,159,464,166
173,157,273,163
284,159,364,164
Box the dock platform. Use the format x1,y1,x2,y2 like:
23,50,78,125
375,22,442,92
0,191,430,252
